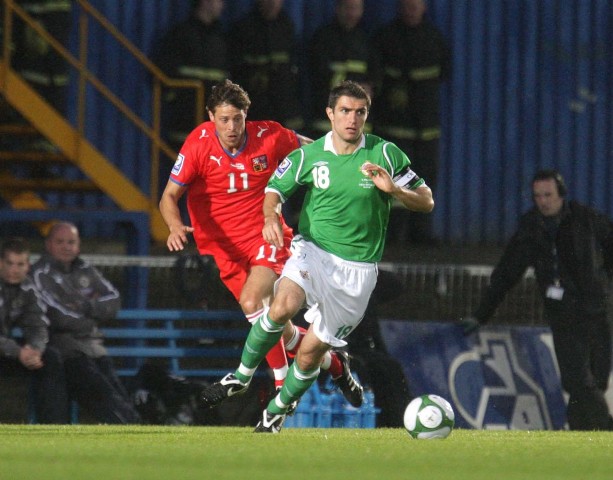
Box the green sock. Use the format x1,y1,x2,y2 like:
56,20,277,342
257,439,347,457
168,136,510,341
268,363,320,415
234,313,284,384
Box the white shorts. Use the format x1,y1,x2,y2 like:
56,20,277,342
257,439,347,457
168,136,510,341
279,237,378,347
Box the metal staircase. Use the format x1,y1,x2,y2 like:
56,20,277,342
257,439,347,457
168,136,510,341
0,0,204,252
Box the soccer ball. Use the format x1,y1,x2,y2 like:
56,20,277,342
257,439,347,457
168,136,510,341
403,394,455,439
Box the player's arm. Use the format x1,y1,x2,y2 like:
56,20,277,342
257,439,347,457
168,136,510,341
262,191,285,249
296,133,314,146
393,185,434,212
361,162,434,213
159,180,194,251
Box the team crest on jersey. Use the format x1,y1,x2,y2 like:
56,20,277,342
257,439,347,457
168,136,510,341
251,155,268,172
171,154,185,175
275,158,292,178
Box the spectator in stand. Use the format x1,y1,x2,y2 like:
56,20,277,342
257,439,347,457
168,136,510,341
461,170,613,431
307,0,379,138
372,0,451,245
152,0,229,152
30,222,141,424
0,237,69,424
229,0,303,130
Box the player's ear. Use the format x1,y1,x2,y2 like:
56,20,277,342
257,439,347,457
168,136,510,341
326,107,334,122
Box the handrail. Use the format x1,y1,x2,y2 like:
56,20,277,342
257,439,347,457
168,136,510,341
73,0,205,201
0,0,205,225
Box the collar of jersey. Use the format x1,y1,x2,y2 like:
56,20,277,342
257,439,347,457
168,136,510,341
323,131,366,155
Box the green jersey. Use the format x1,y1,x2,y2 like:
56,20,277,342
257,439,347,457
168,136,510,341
267,133,425,262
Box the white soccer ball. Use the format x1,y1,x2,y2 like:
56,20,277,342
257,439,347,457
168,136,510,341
403,394,455,439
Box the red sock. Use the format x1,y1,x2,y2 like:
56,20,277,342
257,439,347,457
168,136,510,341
285,325,306,359
265,340,288,388
328,351,342,378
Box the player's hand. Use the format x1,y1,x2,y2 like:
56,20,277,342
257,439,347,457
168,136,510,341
361,162,395,193
459,316,481,336
166,225,194,251
262,215,285,249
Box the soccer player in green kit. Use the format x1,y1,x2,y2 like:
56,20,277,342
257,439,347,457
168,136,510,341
200,80,434,432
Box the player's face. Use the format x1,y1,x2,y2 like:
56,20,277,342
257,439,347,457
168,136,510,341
209,103,247,153
0,251,29,285
46,225,80,265
326,95,369,144
533,179,564,217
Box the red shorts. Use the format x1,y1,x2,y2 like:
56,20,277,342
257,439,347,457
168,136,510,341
214,227,293,301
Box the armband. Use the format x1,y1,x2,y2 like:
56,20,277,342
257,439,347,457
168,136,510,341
393,167,422,189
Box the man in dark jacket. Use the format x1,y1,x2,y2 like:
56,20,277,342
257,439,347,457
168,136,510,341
30,222,140,424
153,0,229,151
307,0,379,138
463,169,613,431
229,0,303,130
0,237,69,423
372,0,451,244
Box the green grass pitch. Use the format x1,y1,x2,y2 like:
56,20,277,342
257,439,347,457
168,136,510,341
1,425,612,480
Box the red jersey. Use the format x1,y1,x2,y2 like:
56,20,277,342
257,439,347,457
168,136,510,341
170,120,299,259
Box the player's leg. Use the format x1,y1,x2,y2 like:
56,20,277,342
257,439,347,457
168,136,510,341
255,327,328,433
254,243,375,433
200,277,305,408
240,265,289,388
284,324,346,380
269,327,329,413
282,242,374,408
237,277,305,381
216,258,289,388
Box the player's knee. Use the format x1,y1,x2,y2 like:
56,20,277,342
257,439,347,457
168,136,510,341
295,350,324,372
239,296,263,316
268,301,296,325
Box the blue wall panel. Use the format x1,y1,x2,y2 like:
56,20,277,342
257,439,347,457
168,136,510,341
380,320,571,430
69,0,611,245
433,0,612,243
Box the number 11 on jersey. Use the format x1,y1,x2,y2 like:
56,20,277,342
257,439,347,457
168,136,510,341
227,172,249,193
256,244,278,263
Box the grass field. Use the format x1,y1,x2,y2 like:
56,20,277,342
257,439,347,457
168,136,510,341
1,425,612,480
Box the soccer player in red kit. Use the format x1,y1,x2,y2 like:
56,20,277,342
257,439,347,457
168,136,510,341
159,80,362,406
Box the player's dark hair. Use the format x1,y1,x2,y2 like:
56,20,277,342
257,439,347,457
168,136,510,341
206,79,251,114
1,237,30,259
532,169,567,197
327,80,371,110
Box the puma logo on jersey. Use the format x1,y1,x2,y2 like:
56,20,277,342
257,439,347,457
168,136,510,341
210,155,222,166
199,129,209,139
257,126,268,137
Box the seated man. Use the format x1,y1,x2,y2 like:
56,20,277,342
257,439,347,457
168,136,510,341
30,222,140,424
0,237,69,424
